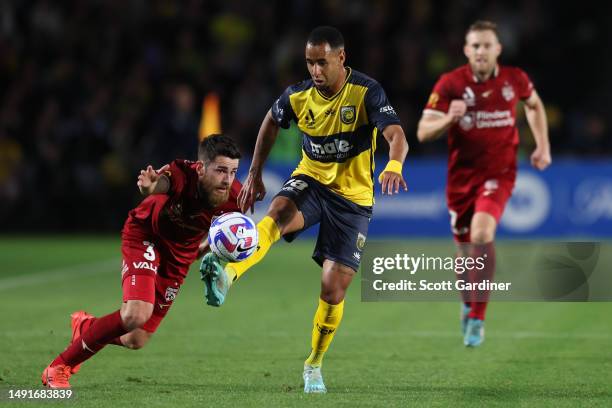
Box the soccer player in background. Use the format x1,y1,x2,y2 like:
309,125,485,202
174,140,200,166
42,134,242,388
417,21,551,347
201,26,408,393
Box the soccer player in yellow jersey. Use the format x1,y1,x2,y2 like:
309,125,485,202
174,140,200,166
201,26,409,393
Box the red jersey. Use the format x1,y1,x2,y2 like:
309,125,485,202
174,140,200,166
424,64,533,190
122,159,241,272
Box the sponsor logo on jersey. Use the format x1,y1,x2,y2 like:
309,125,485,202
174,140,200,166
325,108,336,116
132,261,158,273
305,108,316,128
460,110,514,131
380,105,397,116
462,86,476,106
82,340,95,353
459,112,475,131
482,89,493,98
273,98,284,118
340,105,356,124
309,138,353,158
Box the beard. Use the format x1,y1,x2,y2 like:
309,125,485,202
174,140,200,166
199,180,230,209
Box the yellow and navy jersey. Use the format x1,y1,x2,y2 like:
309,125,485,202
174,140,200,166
270,67,400,206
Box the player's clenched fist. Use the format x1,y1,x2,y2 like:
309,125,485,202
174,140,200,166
530,146,552,171
137,164,169,195
448,100,467,122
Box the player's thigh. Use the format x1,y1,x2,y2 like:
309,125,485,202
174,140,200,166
448,192,475,243
140,269,184,334
120,299,154,328
267,196,305,235
274,175,323,239
471,177,514,243
121,239,160,328
470,212,497,244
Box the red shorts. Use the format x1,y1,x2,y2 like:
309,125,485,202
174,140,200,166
121,239,188,333
447,174,515,243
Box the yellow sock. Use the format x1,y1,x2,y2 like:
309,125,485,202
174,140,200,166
304,298,344,367
226,215,281,281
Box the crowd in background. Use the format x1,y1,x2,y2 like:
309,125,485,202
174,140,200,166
0,0,610,231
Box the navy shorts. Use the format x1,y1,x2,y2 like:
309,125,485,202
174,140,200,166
275,174,372,272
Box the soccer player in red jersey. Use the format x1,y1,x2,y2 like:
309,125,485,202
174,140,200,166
41,134,242,388
417,21,551,347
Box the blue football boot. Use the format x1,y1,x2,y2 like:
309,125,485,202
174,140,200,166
303,365,327,394
461,303,471,336
200,253,230,307
464,317,485,347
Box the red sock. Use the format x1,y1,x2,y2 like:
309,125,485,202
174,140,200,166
54,310,127,367
468,242,495,320
470,302,489,320
79,317,123,347
81,317,96,334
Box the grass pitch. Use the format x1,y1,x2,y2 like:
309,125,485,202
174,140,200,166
1,236,612,407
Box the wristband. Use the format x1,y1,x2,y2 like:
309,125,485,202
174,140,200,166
378,160,403,183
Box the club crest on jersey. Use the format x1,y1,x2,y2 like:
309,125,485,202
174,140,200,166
164,286,178,302
502,83,515,101
340,105,356,124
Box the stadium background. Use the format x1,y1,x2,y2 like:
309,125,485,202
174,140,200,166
0,0,610,236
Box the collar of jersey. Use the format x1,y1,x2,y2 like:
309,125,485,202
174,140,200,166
468,64,499,83
315,67,352,100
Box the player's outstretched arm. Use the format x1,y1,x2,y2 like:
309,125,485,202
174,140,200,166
238,109,280,213
379,124,409,195
417,100,467,142
137,164,170,196
524,90,551,170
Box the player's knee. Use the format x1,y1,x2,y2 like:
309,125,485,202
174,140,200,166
320,291,345,305
268,198,297,228
319,285,346,305
121,312,150,331
471,228,494,244
121,302,153,330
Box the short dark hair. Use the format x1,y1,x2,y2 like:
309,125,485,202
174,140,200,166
307,26,344,49
466,20,499,39
198,134,241,164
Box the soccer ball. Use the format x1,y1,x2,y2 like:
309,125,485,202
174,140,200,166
208,212,258,262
